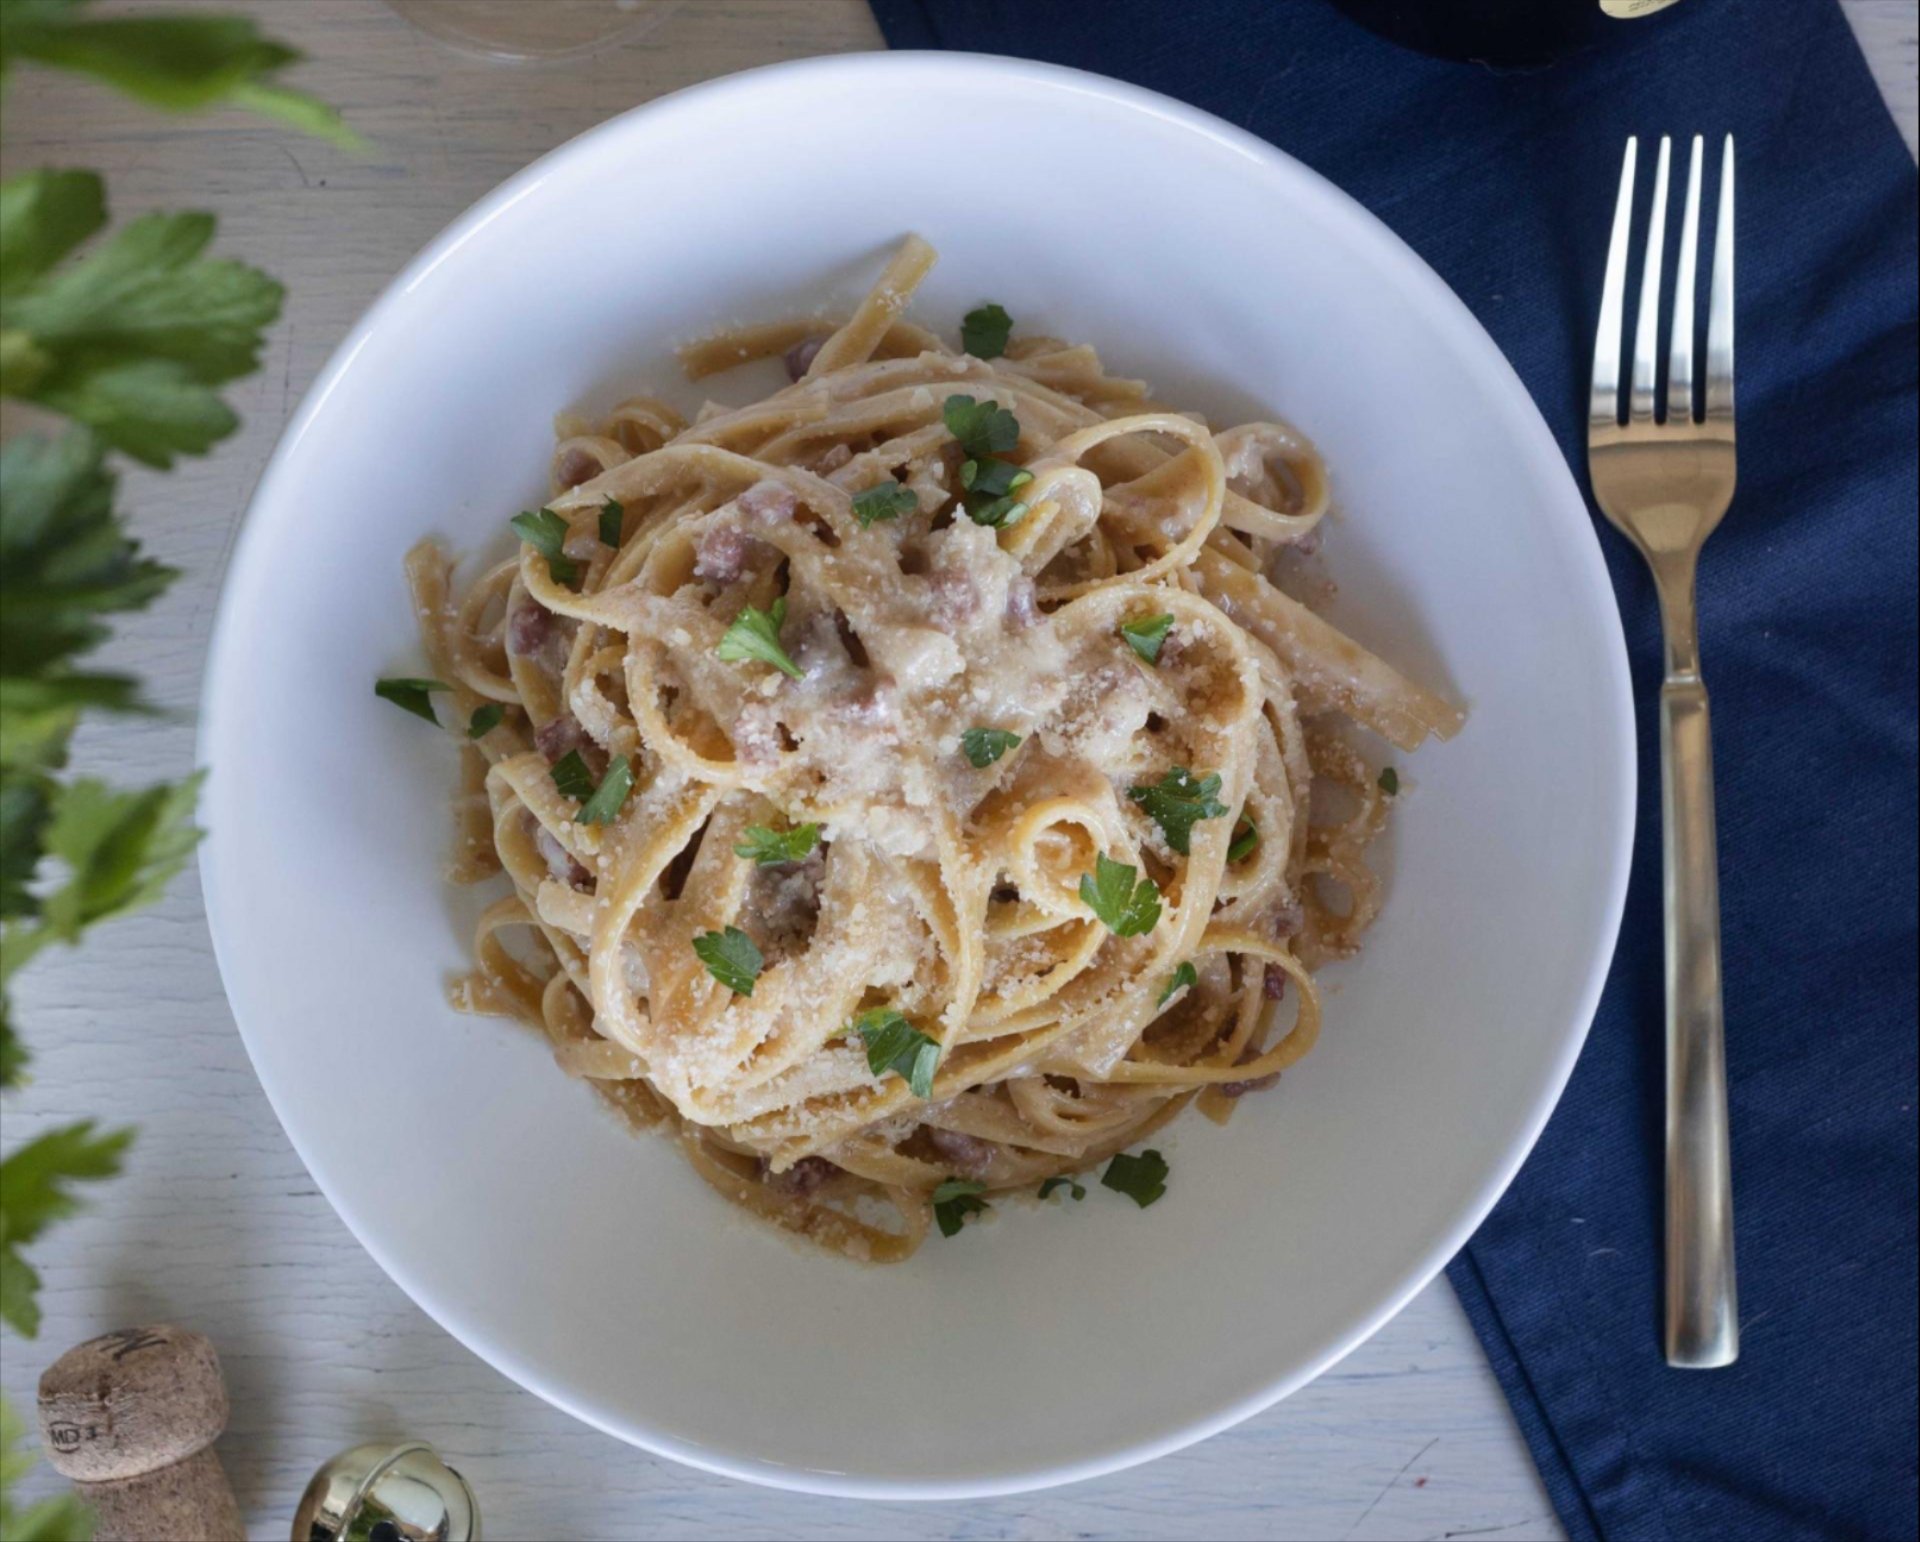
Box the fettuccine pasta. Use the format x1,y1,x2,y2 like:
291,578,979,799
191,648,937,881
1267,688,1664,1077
399,237,1462,1260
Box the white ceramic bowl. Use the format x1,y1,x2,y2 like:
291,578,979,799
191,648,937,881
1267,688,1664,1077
201,54,1633,1498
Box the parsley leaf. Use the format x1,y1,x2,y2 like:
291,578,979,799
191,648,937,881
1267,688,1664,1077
1128,766,1229,856
734,823,820,866
959,456,1034,529
1378,766,1400,796
509,508,579,587
598,497,623,548
374,676,447,725
693,926,762,996
0,431,173,769
851,482,917,528
716,595,803,680
1120,612,1174,665
1038,1175,1085,1201
1101,1148,1169,1208
575,754,633,825
960,727,1021,768
1158,961,1198,1007
1078,853,1161,937
466,702,504,739
549,749,595,802
964,492,1029,530
960,302,1013,360
960,457,1031,499
850,1007,940,1099
1228,812,1259,863
942,394,1019,457
1,9,359,147
0,1120,132,1336
932,1177,989,1237
34,774,202,947
0,174,285,466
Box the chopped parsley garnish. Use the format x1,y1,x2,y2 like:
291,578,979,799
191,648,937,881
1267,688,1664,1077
1039,1175,1086,1201
960,457,1032,498
961,302,1013,359
849,1007,941,1099
734,823,820,866
851,482,918,528
942,394,1020,458
960,727,1022,768
1228,812,1260,863
509,507,579,587
598,498,624,547
1101,1148,1170,1208
575,755,634,825
466,702,505,739
1078,853,1161,937
1128,767,1229,856
960,455,1035,529
549,749,596,802
1378,766,1400,796
1157,961,1198,1007
693,926,762,995
374,677,448,725
716,595,803,679
1120,612,1175,665
964,491,1030,530
932,1177,989,1237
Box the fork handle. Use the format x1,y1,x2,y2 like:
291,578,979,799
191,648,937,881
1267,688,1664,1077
1661,676,1738,1367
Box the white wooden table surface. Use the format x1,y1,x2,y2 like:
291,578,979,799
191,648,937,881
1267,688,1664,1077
3,4,1912,1538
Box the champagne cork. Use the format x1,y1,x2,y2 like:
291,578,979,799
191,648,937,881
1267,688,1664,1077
36,1325,244,1542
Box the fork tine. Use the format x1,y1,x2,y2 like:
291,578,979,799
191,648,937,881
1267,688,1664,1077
1591,137,1638,427
1705,135,1735,419
1630,136,1671,421
1667,135,1704,424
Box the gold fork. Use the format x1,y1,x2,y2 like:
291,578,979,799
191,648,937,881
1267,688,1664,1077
1589,134,1738,1369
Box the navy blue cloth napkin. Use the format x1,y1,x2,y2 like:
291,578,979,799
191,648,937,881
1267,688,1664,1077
869,2,1918,1536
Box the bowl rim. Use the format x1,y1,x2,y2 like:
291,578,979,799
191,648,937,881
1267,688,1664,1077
199,49,1636,1500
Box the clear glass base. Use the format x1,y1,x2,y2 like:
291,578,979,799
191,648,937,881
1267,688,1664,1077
387,0,684,62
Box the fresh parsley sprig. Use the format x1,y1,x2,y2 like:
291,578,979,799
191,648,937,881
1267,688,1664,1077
1128,767,1229,856
960,302,1013,360
1,0,355,1421
1157,961,1198,1007
1078,853,1161,937
0,4,360,146
1378,766,1400,796
932,1177,989,1237
466,702,505,739
0,1121,132,1336
716,595,803,680
1038,1175,1085,1201
960,727,1021,768
849,1007,940,1099
693,926,762,996
734,823,820,866
0,170,284,467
